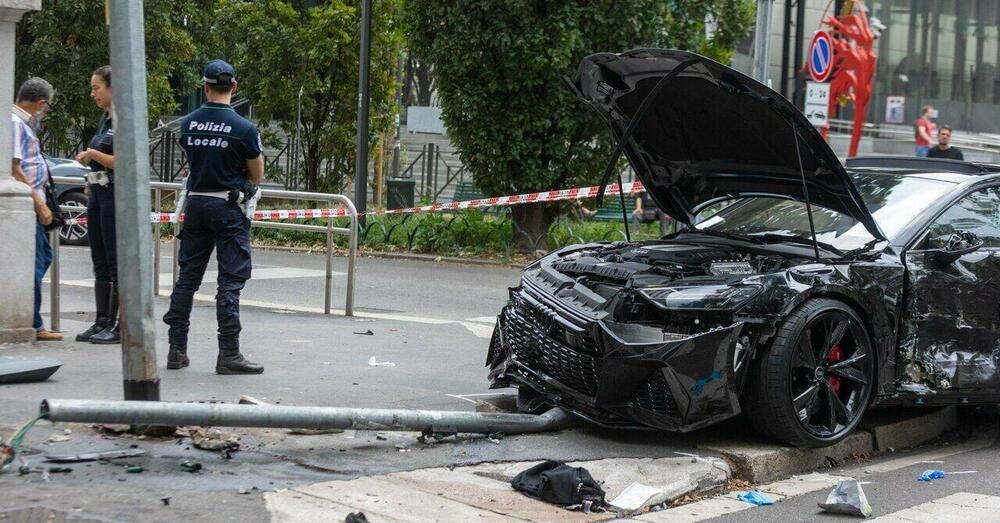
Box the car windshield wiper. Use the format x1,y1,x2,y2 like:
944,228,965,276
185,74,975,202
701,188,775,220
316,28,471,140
840,237,885,258
683,227,764,244
752,233,844,256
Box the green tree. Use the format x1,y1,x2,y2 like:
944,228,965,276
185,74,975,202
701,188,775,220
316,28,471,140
406,0,755,250
217,0,404,193
15,0,211,153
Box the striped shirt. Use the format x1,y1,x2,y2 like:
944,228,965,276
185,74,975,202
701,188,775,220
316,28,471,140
12,105,47,199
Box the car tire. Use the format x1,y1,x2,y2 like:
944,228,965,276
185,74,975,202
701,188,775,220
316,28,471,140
742,298,875,447
57,190,89,246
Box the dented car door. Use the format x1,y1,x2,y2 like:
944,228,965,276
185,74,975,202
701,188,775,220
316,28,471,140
901,186,1000,391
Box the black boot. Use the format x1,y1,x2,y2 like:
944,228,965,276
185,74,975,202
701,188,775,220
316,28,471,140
90,284,121,344
76,281,110,341
216,350,264,375
167,344,190,369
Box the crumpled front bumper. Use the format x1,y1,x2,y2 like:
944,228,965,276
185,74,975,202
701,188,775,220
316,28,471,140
487,288,744,432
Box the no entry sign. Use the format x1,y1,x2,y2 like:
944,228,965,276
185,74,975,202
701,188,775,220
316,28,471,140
808,30,834,83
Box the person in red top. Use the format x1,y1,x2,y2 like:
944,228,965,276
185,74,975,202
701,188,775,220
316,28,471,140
914,105,935,157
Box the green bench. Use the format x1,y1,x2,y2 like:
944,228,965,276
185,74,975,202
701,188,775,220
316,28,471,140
452,180,485,202
592,195,637,221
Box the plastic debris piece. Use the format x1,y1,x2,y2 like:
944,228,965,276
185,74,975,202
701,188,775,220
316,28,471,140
919,469,945,482
367,356,396,367
47,466,72,473
46,434,70,443
345,512,370,523
488,432,503,444
161,497,171,506
818,479,873,518
180,461,202,473
610,483,664,511
736,491,773,506
45,449,146,463
126,466,143,474
353,330,374,336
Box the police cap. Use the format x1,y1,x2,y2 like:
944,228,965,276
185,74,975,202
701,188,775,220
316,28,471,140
203,59,237,86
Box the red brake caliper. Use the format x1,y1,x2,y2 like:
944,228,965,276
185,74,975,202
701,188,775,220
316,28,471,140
827,345,843,394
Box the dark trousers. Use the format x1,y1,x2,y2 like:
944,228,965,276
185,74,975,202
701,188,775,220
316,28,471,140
87,184,117,284
163,196,252,352
33,223,52,330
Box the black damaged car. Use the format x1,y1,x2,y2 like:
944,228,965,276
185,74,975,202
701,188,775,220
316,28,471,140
486,49,1000,447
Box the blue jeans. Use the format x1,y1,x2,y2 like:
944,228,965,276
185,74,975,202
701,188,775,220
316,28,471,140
163,196,252,351
34,223,52,330
87,183,117,284
916,146,930,157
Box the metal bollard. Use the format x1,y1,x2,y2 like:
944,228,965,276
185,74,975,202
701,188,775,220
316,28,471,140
48,229,60,332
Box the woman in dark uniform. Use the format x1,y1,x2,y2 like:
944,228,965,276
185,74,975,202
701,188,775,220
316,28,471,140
74,65,120,344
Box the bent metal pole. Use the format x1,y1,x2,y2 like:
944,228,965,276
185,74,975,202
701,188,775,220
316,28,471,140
41,399,576,434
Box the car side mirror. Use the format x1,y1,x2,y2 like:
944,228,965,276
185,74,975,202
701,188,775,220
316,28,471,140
933,236,983,266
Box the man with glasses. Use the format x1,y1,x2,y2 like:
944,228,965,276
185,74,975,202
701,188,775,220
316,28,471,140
11,77,62,341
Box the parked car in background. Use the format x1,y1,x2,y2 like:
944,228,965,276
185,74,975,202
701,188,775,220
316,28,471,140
47,155,90,246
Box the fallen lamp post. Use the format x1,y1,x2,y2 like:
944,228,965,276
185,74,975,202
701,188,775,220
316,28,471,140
40,399,576,435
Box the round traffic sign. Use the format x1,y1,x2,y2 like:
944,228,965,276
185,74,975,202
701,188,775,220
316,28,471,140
808,30,834,83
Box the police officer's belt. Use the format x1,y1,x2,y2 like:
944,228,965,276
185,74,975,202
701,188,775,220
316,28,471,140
188,191,230,200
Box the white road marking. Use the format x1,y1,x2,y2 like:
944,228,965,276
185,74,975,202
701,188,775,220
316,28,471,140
464,316,498,324
459,321,494,339
872,492,1000,522
59,267,339,288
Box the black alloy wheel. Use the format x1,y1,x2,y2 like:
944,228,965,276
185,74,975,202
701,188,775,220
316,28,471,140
58,191,89,246
743,298,874,447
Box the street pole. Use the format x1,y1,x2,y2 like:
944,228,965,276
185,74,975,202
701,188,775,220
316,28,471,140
354,0,372,219
108,0,159,401
752,0,776,85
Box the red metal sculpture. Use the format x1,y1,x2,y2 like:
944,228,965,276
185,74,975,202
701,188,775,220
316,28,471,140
819,0,878,157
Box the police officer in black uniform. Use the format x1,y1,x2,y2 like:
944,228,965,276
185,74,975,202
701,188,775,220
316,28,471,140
163,60,264,374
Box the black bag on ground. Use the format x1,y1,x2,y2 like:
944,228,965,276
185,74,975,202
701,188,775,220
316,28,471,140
510,460,606,507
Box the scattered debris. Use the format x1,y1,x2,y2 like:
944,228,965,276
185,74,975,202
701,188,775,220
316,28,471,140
46,434,70,443
161,497,171,506
126,466,144,474
345,512,370,523
609,483,663,512
180,461,202,473
919,469,945,482
818,479,873,518
474,400,502,413
353,330,375,336
190,428,240,452
367,356,396,367
395,443,410,452
736,491,773,506
45,449,146,463
47,467,72,474
238,488,251,495
238,395,267,405
510,460,606,511
94,424,131,436
487,432,503,445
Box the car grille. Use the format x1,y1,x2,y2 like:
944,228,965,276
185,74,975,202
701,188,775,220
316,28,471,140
504,294,602,397
628,372,680,418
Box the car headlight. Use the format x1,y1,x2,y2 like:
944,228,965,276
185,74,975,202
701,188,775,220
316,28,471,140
639,284,761,311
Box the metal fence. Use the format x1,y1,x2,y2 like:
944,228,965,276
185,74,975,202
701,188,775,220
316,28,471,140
48,175,359,332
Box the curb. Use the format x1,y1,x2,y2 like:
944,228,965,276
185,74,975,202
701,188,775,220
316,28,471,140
698,406,958,484
249,242,527,269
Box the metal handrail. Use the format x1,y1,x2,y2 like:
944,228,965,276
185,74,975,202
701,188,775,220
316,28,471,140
49,176,358,334
827,118,1000,154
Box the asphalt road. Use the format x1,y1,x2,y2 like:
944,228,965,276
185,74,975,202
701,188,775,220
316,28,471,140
4,245,997,522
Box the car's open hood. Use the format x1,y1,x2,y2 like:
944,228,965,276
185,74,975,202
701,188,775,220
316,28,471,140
572,49,885,240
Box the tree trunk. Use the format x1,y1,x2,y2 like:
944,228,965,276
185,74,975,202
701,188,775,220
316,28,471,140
510,203,559,254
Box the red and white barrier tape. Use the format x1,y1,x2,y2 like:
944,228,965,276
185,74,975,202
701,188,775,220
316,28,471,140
62,181,646,226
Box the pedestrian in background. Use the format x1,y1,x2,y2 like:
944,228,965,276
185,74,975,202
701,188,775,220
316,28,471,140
926,125,964,161
11,77,62,341
914,105,935,157
163,60,265,374
74,65,120,344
